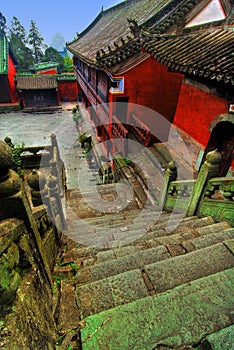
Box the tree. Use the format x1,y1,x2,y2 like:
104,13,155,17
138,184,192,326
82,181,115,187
63,55,74,72
43,47,65,72
28,20,45,63
0,12,6,32
9,16,27,43
8,17,34,70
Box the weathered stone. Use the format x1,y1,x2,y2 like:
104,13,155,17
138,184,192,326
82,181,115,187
59,280,80,333
0,140,14,172
145,243,234,293
80,267,234,350
2,272,58,350
201,324,234,350
76,269,149,318
76,246,170,284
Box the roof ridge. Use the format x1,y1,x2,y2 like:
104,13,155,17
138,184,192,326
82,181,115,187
72,0,144,41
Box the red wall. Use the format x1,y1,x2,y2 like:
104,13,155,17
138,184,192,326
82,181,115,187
8,55,18,103
173,82,229,147
58,80,78,101
38,69,57,75
122,56,183,122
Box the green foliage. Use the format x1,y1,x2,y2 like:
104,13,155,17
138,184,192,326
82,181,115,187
125,157,132,165
0,12,6,32
8,17,34,70
42,47,65,73
63,55,74,72
4,137,25,176
78,133,88,143
28,20,45,63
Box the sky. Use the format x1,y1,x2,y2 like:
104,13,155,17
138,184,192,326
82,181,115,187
1,0,122,46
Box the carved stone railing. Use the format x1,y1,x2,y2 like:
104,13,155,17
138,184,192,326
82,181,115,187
5,134,66,197
0,139,66,347
160,149,234,226
197,177,234,226
164,179,196,212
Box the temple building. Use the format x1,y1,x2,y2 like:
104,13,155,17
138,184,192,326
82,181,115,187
0,29,19,110
67,0,233,173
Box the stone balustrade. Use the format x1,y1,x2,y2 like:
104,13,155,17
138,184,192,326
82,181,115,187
160,149,234,226
0,139,65,347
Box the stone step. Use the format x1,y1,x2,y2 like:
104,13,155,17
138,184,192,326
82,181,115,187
131,220,229,245
76,241,234,318
80,207,160,226
79,267,234,349
75,245,170,284
75,222,233,285
183,227,234,252
75,212,198,232
96,227,234,263
200,324,234,350
66,216,214,251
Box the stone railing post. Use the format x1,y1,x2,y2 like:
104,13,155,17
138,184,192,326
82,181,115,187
47,174,66,231
159,161,177,211
50,133,65,196
0,140,53,286
186,149,222,217
27,169,48,207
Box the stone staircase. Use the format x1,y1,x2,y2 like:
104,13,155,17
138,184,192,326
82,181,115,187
55,197,234,350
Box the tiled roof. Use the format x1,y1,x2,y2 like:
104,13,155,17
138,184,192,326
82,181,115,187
16,75,58,89
30,62,59,71
0,29,8,74
143,26,234,84
67,0,203,67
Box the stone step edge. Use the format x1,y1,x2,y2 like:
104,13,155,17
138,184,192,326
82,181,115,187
79,267,234,350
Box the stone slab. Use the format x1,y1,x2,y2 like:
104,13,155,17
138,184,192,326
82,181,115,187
202,324,234,350
76,246,170,284
76,269,149,318
80,267,234,350
145,243,234,293
183,230,234,252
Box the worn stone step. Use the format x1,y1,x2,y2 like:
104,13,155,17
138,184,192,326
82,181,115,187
80,267,234,349
76,269,150,319
131,218,228,246
75,245,170,284
66,216,217,259
80,208,159,226
200,324,234,350
66,215,207,251
75,226,234,285
96,226,234,263
183,227,234,252
72,213,201,235
76,242,234,319
145,241,234,293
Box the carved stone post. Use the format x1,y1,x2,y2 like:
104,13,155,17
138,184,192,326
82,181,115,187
159,161,177,211
187,149,222,217
27,169,48,207
47,174,66,232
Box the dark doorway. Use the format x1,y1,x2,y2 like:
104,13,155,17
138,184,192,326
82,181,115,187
201,121,234,176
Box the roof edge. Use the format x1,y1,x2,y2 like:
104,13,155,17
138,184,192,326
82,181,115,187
67,0,143,44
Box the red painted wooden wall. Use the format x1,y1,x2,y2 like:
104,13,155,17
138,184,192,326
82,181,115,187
8,55,18,103
58,80,78,101
123,56,183,122
173,82,229,147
